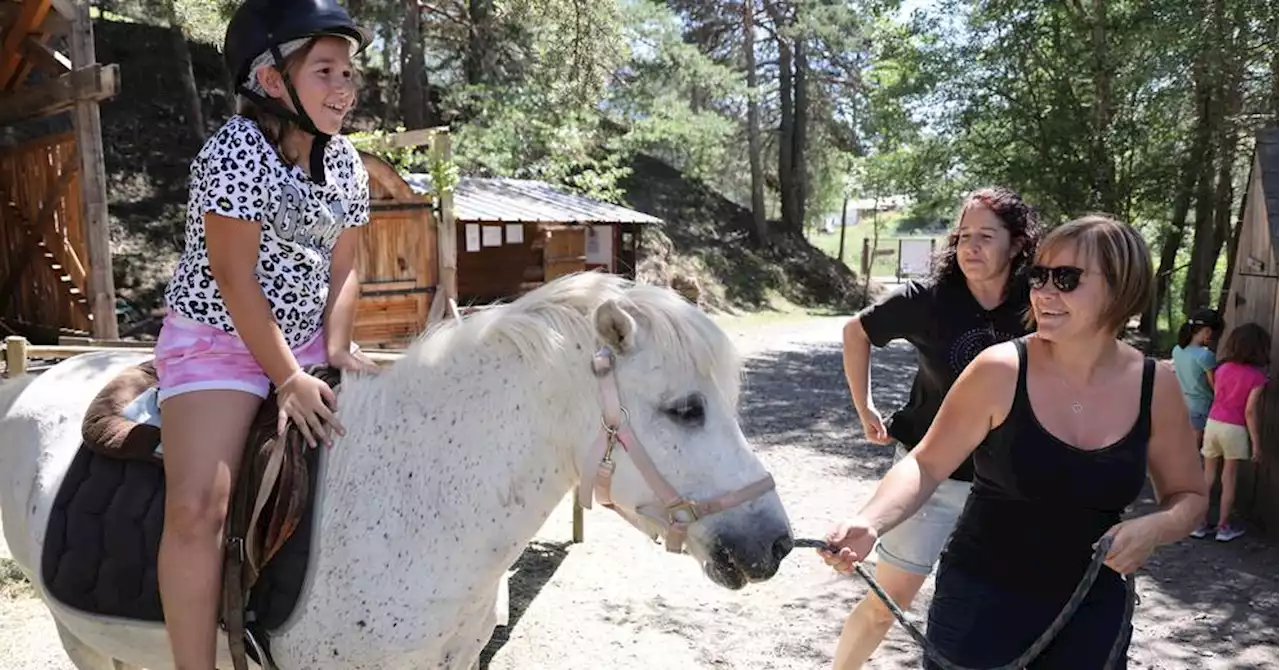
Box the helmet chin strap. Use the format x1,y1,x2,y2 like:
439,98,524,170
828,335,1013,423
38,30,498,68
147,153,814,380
238,42,332,185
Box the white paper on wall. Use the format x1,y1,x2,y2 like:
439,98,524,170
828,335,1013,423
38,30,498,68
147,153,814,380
505,224,524,244
482,225,503,247
465,224,480,252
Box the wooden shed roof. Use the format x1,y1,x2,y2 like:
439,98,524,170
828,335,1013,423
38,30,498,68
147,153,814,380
403,175,663,225
1257,126,1277,252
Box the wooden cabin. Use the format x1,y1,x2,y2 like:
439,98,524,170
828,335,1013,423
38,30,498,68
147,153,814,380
400,175,662,304
1222,125,1278,538
0,0,119,340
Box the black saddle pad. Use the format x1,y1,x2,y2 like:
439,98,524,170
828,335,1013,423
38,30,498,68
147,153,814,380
40,442,319,631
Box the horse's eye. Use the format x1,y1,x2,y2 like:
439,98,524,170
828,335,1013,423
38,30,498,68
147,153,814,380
663,393,706,427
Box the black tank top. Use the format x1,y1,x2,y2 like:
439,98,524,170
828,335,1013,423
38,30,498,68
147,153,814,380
940,337,1154,598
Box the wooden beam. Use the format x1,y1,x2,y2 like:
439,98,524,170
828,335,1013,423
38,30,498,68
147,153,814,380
69,0,117,339
384,127,449,150
0,63,118,127
21,34,70,76
0,0,53,89
5,336,30,376
433,132,457,303
49,0,75,20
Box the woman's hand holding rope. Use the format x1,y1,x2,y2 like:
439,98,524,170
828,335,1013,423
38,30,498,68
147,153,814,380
818,516,879,574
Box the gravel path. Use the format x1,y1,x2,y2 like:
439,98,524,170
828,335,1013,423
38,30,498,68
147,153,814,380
2,315,1276,669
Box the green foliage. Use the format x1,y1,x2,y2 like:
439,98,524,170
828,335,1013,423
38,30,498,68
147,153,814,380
446,85,634,202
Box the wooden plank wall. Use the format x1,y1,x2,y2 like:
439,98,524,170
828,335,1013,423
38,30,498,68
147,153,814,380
1223,162,1279,539
456,221,542,303
0,130,90,336
354,203,438,347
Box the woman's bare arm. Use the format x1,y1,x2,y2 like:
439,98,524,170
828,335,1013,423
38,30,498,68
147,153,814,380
205,212,299,387
1142,365,1210,541
841,318,874,414
857,342,1019,535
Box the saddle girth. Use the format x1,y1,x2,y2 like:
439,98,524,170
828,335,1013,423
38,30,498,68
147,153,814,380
223,364,342,670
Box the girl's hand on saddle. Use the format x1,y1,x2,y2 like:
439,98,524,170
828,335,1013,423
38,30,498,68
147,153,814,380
330,348,380,374
276,369,346,448
1098,515,1161,575
818,517,878,575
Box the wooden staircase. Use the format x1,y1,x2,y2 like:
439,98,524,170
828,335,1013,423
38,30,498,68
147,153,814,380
0,139,92,333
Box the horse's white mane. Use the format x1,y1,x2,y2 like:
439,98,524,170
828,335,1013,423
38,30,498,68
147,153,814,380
391,272,742,404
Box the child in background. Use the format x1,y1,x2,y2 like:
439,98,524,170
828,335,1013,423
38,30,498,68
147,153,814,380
1171,308,1222,446
1193,321,1271,541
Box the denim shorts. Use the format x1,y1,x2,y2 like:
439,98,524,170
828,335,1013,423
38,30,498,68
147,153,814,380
1184,396,1210,431
874,444,972,576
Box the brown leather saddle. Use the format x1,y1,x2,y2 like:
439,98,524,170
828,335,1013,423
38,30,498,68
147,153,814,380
76,359,341,670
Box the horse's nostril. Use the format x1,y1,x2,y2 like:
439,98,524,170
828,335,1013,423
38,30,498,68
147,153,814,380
771,534,794,563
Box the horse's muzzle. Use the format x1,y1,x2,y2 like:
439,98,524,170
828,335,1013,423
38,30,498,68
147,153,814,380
703,525,794,589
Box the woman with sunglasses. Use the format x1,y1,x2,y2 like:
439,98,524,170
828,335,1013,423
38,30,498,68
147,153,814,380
822,215,1207,669
833,187,1040,668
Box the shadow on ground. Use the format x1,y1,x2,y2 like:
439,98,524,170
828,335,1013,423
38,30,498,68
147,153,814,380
480,540,572,667
1121,483,1279,667
739,340,919,480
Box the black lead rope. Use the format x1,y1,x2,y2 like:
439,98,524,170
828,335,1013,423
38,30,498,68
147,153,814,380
792,536,1136,670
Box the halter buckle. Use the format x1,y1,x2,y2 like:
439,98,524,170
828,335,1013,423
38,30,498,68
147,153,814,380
666,500,700,525
592,347,616,377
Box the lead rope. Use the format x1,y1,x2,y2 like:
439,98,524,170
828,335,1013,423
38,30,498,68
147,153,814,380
792,535,1136,670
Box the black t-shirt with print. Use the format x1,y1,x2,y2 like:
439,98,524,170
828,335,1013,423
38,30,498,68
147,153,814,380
857,276,1032,482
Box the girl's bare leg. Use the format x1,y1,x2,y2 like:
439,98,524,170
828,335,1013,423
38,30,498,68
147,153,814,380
1217,459,1239,528
157,390,261,670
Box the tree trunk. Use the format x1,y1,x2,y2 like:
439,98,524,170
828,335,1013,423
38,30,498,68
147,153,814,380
1144,21,1214,336
1181,0,1229,316
381,20,397,122
743,0,767,244
465,0,495,87
767,1,794,234
1090,0,1115,213
163,0,204,143
399,0,429,129
1183,164,1218,315
1214,0,1250,314
1217,175,1250,315
1269,0,1280,117
791,37,809,233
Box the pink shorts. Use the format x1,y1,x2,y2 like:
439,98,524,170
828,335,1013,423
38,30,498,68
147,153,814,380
153,313,327,403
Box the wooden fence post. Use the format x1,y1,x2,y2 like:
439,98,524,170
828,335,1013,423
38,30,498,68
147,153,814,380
572,501,584,543
5,336,29,376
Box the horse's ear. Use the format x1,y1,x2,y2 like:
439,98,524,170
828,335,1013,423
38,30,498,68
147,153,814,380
594,299,636,352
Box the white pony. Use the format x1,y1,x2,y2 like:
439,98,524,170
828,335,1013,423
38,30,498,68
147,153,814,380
0,272,795,669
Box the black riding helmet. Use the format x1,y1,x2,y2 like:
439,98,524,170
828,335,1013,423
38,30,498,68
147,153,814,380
1189,307,1224,331
223,0,372,185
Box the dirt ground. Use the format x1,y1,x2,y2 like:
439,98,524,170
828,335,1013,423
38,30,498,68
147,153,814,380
2,315,1277,669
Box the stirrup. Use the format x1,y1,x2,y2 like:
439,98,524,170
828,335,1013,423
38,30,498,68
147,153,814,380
244,627,272,669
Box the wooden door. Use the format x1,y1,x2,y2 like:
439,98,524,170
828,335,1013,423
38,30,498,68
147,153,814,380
544,226,587,281
353,205,437,347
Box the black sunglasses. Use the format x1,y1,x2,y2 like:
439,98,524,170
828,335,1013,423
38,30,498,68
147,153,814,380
1028,265,1084,292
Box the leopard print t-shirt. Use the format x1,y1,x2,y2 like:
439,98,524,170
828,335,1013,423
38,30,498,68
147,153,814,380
164,115,370,348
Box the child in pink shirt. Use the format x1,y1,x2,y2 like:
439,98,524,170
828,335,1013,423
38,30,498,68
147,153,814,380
1193,322,1271,541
